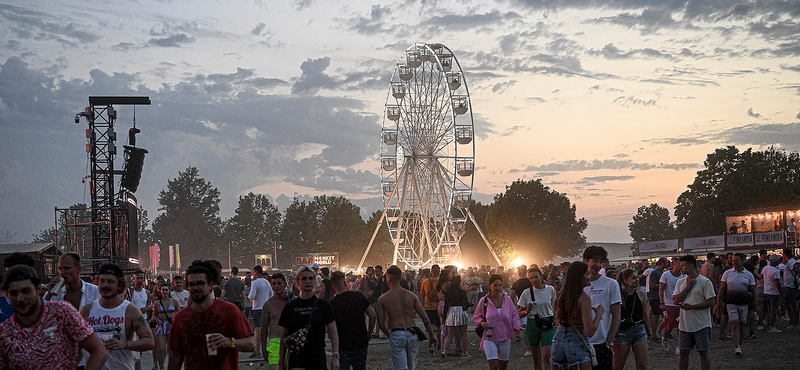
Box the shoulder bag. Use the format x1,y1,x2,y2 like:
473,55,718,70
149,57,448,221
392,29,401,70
529,286,555,331
284,297,317,354
474,294,489,338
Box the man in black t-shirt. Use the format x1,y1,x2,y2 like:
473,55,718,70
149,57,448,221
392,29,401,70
511,264,531,300
331,271,376,370
279,266,339,370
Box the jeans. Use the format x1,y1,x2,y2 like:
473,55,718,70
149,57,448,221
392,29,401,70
389,329,419,370
339,347,368,370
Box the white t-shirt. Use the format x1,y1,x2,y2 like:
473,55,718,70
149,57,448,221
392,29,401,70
674,275,715,332
584,275,622,345
517,285,557,318
782,259,797,288
170,290,190,309
720,268,755,305
659,270,685,306
248,277,274,310
642,268,654,293
762,265,781,295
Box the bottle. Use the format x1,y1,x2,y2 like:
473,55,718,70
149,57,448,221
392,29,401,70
50,277,65,296
486,323,494,338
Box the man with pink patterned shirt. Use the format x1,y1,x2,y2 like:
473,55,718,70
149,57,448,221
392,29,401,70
0,264,108,370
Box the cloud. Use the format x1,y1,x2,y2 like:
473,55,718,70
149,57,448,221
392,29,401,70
590,43,674,60
251,23,266,36
586,9,686,34
646,137,710,146
146,34,194,48
516,159,699,172
499,125,530,137
782,64,800,72
719,123,800,150
0,3,101,46
578,175,636,184
613,96,658,107
492,80,517,94
420,11,521,32
291,57,337,94
747,108,763,119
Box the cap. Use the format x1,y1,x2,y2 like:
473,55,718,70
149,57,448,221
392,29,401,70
99,263,125,278
310,262,319,268
769,254,782,263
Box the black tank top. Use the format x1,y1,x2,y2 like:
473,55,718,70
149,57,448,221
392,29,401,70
621,291,643,323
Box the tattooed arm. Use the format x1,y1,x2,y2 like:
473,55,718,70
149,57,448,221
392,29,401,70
118,304,155,351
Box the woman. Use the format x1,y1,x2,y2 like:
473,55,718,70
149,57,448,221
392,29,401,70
550,262,604,370
613,269,650,370
473,274,522,370
151,284,180,370
443,275,472,357
517,266,557,370
244,274,253,328
437,268,453,351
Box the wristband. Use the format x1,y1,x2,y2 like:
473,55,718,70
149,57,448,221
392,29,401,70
231,338,236,348
332,352,339,358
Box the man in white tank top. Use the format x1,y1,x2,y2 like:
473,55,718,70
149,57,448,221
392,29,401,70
81,263,155,370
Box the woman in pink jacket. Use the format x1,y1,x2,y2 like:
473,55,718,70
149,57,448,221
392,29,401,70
474,274,523,370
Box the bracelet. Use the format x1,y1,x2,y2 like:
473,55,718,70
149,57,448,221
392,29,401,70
231,337,236,348
332,352,339,358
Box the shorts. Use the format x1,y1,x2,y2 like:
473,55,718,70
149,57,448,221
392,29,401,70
615,322,647,346
664,306,680,331
783,287,797,306
244,307,252,320
266,338,281,365
425,310,440,327
525,319,555,347
252,309,263,327
726,304,748,323
678,327,711,352
483,339,511,361
550,326,591,367
649,299,662,316
231,301,243,311
155,321,171,336
765,294,781,315
756,286,765,302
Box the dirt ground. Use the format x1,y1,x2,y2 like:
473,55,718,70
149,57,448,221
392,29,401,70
237,324,800,370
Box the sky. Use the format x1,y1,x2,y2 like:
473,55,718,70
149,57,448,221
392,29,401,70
1,0,799,246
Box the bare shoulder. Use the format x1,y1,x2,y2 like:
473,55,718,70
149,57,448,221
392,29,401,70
127,302,144,318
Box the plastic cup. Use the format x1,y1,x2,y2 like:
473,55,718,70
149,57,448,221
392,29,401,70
206,333,217,356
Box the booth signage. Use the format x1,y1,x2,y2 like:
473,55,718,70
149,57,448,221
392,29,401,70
727,233,754,247
755,231,784,246
639,239,679,253
684,235,725,251
292,253,339,270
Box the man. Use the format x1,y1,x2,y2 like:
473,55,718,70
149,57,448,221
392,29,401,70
125,270,152,318
279,266,339,370
672,255,716,370
248,265,274,359
511,264,532,300
46,253,101,310
331,271,376,370
715,253,755,357
646,257,667,341
659,257,685,349
81,263,155,369
222,266,246,311
0,264,108,370
168,260,255,370
780,248,798,328
700,253,715,279
582,246,620,370
319,267,333,301
762,254,783,332
376,266,437,370
357,266,377,298
260,273,293,370
170,275,190,310
739,220,749,233
418,264,441,349
370,265,410,305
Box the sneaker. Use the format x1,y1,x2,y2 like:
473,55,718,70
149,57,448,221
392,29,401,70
661,337,669,350
248,352,261,359
523,350,532,356
769,327,783,333
785,325,794,329
462,353,472,358
745,333,757,340
734,346,743,357
675,347,680,355
756,325,764,330
441,351,447,359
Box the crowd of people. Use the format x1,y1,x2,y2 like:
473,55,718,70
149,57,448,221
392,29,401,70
0,244,798,370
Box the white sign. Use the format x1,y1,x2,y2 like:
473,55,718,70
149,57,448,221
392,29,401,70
639,239,679,253
727,233,754,247
755,231,784,246
684,235,725,251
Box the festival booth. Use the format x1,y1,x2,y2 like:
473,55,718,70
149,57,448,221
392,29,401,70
724,206,800,249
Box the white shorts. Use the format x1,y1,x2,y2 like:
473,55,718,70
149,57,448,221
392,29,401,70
726,304,748,323
483,339,511,361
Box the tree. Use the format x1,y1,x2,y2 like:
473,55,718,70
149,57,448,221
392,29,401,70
278,198,318,267
485,179,588,264
224,192,281,268
629,203,676,243
361,210,395,267
152,167,223,267
311,195,367,267
675,146,800,237
33,227,56,243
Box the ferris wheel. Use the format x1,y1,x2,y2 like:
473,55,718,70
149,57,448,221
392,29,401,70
364,42,476,270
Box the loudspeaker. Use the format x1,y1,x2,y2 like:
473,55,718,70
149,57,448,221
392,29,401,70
121,145,148,192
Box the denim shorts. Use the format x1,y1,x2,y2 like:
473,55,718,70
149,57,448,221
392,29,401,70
678,327,711,352
614,322,647,346
550,326,591,367
766,294,781,314
784,287,797,306
726,304,748,323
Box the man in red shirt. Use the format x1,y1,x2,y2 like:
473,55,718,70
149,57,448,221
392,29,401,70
168,260,255,370
0,264,108,370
